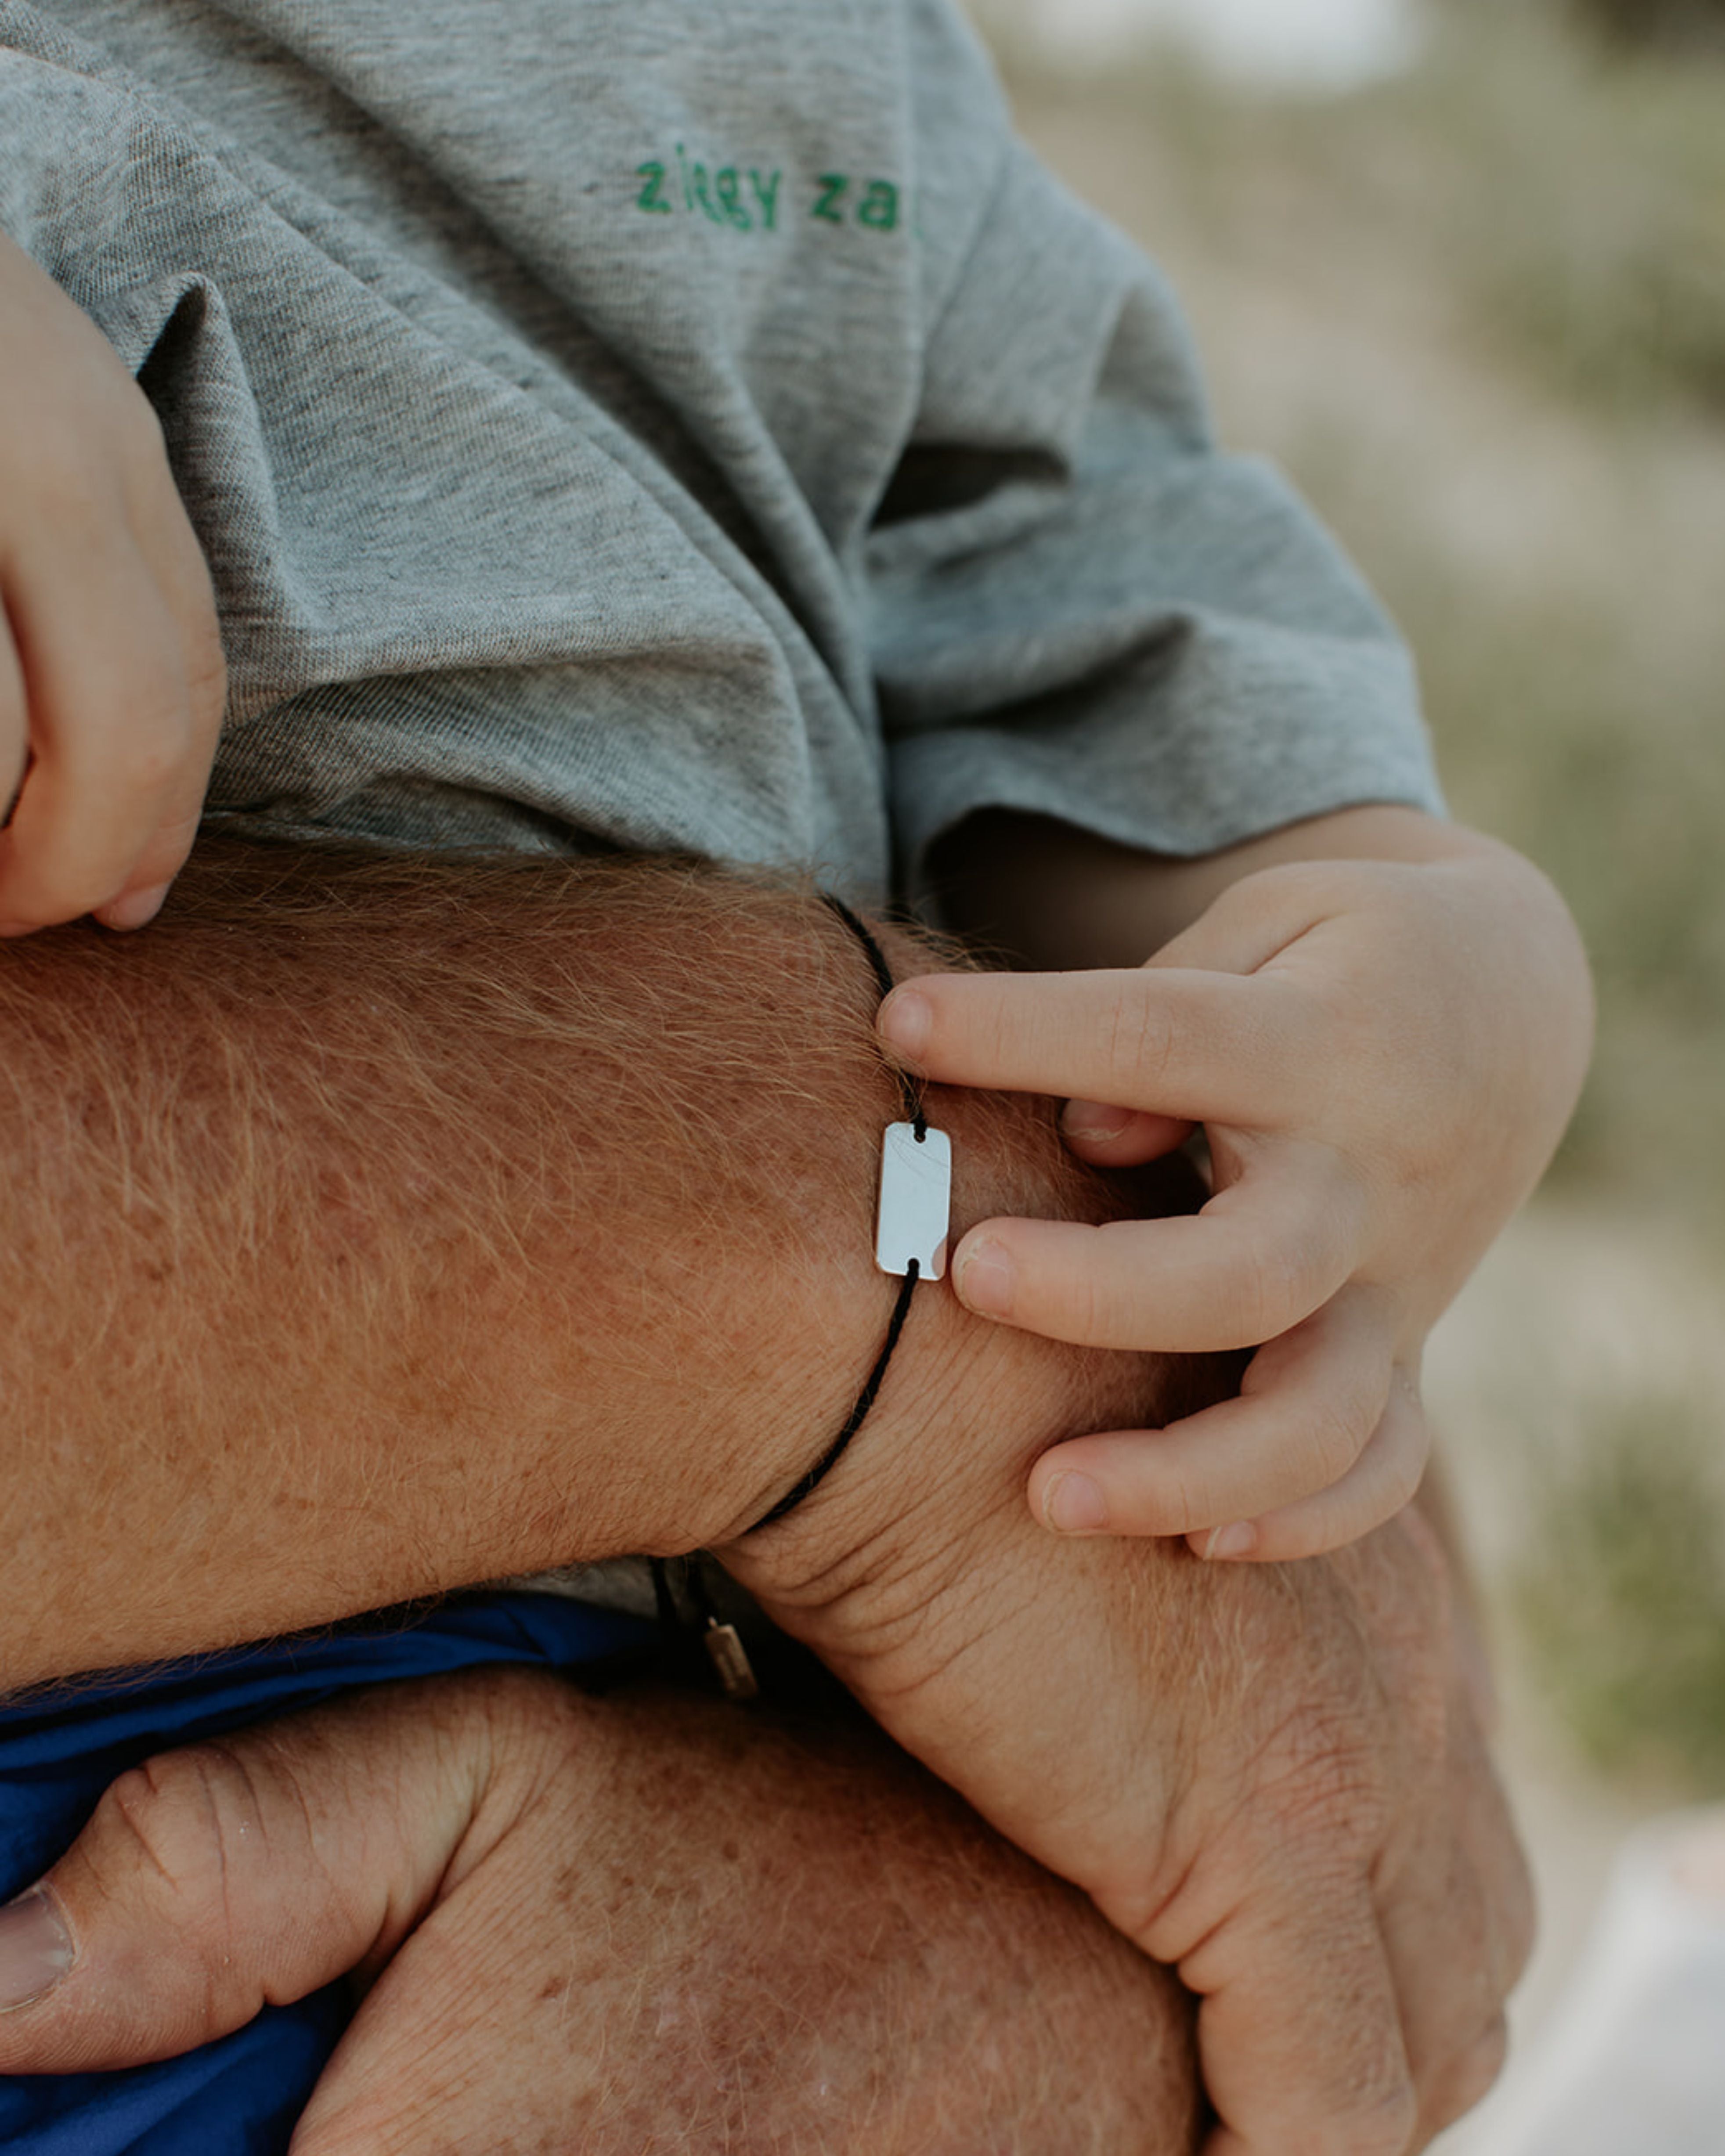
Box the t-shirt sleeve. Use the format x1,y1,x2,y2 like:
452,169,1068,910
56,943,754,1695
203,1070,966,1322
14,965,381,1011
869,113,1443,897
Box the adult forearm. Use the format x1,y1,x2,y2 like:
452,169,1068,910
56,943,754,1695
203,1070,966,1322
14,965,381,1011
0,844,932,1687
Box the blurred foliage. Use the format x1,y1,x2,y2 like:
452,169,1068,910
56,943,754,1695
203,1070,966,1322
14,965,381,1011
981,0,1725,1246
990,2,1725,419
1571,0,1725,54
1516,1403,1725,1793
1446,4,1725,419
1321,450,1725,1220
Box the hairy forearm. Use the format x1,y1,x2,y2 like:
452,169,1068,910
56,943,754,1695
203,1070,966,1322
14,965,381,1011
0,844,961,1686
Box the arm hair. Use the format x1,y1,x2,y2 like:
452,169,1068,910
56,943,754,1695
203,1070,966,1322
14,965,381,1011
0,842,924,1684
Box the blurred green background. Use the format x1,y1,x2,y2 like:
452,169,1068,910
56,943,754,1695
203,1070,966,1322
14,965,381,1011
965,0,1725,1835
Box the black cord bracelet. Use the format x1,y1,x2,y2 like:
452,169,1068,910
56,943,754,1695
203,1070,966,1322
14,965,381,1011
650,893,950,1696
750,894,937,1529
751,1260,920,1529
820,894,928,1139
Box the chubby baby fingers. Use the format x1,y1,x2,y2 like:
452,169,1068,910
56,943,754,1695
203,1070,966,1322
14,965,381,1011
878,965,1321,1131
1027,1286,1402,1541
953,1153,1365,1351
1057,1099,1195,1165
1188,1370,1432,1565
94,424,228,930
0,609,28,818
0,535,217,935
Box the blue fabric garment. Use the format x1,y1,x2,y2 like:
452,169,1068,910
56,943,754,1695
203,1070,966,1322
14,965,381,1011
0,1593,654,2156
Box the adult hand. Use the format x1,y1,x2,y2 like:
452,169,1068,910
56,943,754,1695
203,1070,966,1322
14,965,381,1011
0,1667,1200,2153
728,1132,1535,2156
0,225,224,934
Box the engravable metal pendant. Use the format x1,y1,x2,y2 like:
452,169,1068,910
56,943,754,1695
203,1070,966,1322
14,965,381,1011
875,1121,952,1279
704,1620,759,1702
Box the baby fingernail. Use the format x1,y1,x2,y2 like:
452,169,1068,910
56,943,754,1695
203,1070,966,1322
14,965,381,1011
1045,1472,1109,1534
1060,1099,1133,1142
96,884,169,933
1204,1522,1257,1561
0,1886,75,2012
876,988,931,1062
954,1240,1014,1318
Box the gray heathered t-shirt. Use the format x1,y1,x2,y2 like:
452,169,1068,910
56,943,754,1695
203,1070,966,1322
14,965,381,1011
1,0,1440,907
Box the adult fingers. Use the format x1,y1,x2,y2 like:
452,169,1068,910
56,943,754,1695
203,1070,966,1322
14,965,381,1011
1379,1707,1534,2145
1177,1364,1432,1564
1415,2014,1511,2149
1148,858,1341,977
0,1677,498,2074
1027,1287,1399,1539
1373,1828,1522,2149
0,533,203,934
1172,1875,1418,2156
953,1147,1366,1350
879,966,1319,1130
287,1781,567,2156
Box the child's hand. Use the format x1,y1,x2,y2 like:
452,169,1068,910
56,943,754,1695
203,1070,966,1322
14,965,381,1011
0,227,225,936
878,835,1592,1560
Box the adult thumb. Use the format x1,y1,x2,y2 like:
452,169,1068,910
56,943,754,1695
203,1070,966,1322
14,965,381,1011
0,1675,496,2075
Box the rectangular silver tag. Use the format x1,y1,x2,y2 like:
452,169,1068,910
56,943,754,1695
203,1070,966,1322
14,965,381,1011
875,1121,951,1279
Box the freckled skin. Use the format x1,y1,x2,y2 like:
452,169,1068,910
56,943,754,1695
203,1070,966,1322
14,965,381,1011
0,1668,1202,2154
222,1676,1202,2156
